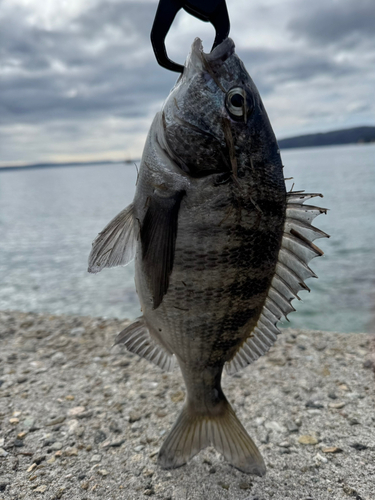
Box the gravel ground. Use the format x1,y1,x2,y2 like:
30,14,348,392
0,310,374,500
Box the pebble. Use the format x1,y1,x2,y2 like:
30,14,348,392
65,395,75,401
218,483,229,490
65,447,78,456
298,435,318,445
264,421,283,433
77,410,93,419
170,391,185,403
306,400,324,409
9,418,19,425
70,327,85,336
322,447,343,453
23,418,36,429
286,420,299,433
350,442,368,451
315,453,328,463
90,454,102,463
35,485,48,493
109,439,125,448
257,428,269,444
363,359,374,369
349,418,360,425
0,448,8,457
68,406,86,417
17,376,28,384
278,441,291,448
144,488,154,496
98,469,109,476
94,431,107,444
328,402,345,409
51,352,66,365
50,442,63,451
134,445,144,452
46,416,65,426
238,482,252,490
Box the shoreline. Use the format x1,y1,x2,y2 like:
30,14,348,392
1,310,374,499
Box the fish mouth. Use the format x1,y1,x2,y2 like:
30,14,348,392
187,37,235,71
204,37,235,64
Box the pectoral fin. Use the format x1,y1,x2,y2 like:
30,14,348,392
88,203,136,274
141,191,185,309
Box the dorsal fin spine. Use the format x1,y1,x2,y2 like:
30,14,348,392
225,192,329,375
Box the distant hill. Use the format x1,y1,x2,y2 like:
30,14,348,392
278,126,375,149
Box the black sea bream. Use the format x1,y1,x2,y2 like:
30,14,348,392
88,37,328,475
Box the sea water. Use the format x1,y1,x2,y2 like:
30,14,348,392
0,143,374,333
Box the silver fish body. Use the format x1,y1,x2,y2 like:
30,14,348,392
89,37,328,475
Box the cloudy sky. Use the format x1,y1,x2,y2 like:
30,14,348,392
1,0,374,166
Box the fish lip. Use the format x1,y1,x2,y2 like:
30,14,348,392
189,37,235,67
204,37,235,63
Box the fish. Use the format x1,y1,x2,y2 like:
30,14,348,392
88,37,329,476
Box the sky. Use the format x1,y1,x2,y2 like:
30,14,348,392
1,0,375,166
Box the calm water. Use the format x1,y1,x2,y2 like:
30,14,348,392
0,143,374,333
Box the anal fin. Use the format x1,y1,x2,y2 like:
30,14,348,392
114,317,175,372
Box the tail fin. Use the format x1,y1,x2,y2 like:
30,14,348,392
158,400,266,476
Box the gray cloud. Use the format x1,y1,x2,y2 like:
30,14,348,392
288,0,375,47
1,0,374,164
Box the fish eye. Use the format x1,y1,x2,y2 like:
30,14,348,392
225,87,250,121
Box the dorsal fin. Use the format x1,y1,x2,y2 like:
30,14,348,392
226,191,329,375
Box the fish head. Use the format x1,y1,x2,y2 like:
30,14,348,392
161,37,283,185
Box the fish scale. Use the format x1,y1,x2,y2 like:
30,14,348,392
88,37,328,475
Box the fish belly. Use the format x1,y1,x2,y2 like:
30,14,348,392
138,182,285,368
